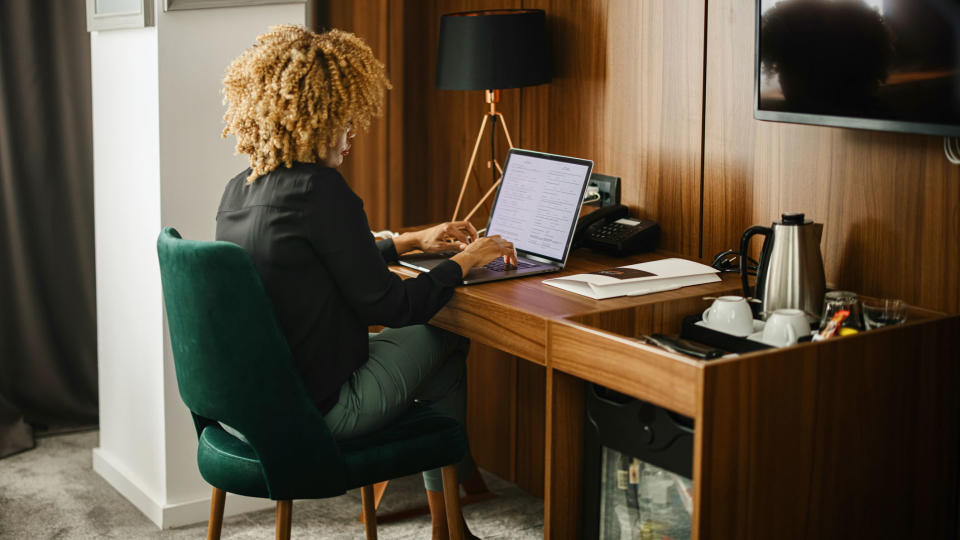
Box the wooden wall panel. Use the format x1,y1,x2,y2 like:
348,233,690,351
465,343,517,483
702,0,960,313
386,5,407,230
326,0,708,248
464,345,546,497
515,361,546,498
325,0,519,230
399,0,523,229
521,0,706,256
322,0,391,230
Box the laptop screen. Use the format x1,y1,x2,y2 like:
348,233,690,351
485,149,593,263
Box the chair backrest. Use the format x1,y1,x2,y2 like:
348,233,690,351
157,227,347,498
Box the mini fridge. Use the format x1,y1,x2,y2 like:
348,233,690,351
582,384,695,540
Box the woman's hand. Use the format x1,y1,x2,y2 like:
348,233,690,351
417,221,478,252
395,221,478,254
450,235,517,278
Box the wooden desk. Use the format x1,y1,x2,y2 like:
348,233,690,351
394,249,960,539
393,249,735,366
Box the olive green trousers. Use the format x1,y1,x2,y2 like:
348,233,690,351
322,324,477,492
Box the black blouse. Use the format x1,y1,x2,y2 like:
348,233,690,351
215,162,462,414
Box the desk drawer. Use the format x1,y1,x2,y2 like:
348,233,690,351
549,319,700,417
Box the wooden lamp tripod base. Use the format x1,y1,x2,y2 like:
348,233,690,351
451,89,515,223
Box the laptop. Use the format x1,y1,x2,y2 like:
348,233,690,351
399,148,594,285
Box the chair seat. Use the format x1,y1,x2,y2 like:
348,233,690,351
196,403,467,499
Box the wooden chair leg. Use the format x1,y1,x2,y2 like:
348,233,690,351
207,487,226,540
441,465,465,540
356,481,389,522
275,500,292,540
361,484,378,540
354,478,495,525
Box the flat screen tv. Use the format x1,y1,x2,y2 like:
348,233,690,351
755,0,960,136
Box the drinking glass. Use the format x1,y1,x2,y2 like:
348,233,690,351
862,298,907,329
820,290,864,331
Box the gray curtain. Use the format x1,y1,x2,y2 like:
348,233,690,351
0,0,98,458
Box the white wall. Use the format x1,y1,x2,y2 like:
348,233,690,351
92,2,305,529
91,26,165,516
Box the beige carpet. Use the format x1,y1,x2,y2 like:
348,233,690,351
0,430,543,539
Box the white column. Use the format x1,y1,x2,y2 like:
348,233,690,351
90,2,305,529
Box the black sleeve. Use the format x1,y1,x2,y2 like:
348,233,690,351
376,238,400,263
303,170,462,327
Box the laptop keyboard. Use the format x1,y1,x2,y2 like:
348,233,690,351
484,258,537,272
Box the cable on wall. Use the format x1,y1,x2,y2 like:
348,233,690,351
945,136,960,165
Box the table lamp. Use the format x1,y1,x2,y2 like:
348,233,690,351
436,9,551,221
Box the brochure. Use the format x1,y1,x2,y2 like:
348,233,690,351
542,258,720,300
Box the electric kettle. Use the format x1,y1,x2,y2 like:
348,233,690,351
740,213,826,321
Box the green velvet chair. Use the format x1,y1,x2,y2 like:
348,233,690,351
157,227,468,540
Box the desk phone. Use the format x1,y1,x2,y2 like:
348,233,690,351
573,204,661,256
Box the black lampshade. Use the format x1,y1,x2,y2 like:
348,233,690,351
436,9,551,91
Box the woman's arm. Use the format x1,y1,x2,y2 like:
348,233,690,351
382,224,518,278
389,221,479,256
303,171,463,327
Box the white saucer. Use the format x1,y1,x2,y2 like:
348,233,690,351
747,328,816,348
747,332,779,347
695,319,764,338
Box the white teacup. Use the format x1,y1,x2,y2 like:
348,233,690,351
762,308,810,347
702,296,754,336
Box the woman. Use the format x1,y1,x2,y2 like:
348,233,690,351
216,25,515,539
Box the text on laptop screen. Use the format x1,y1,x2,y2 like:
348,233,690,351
486,154,590,260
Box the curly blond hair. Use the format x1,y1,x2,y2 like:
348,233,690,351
222,25,391,181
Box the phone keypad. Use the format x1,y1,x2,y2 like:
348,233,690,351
594,222,638,242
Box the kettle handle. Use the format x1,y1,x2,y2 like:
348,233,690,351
740,225,772,299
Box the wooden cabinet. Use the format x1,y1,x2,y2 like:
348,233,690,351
395,251,959,538
546,292,960,539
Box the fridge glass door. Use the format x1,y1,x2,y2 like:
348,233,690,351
599,446,693,539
